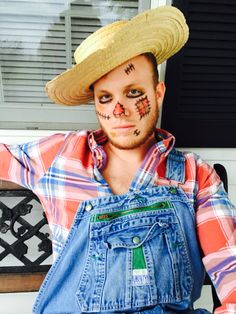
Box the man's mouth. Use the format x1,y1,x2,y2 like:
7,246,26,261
113,124,135,130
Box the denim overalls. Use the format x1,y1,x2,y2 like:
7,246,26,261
33,149,209,314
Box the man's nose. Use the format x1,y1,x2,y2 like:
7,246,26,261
113,102,129,118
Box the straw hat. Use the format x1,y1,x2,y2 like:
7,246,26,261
46,5,189,106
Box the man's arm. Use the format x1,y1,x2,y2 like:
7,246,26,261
0,133,66,190
196,160,236,313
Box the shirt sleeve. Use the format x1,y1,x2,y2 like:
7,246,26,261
195,158,236,313
0,133,67,190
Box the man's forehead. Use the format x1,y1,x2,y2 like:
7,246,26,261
95,55,150,84
116,55,149,72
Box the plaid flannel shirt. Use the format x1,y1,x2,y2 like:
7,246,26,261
0,128,235,313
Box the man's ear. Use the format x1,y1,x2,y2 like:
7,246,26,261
155,81,166,109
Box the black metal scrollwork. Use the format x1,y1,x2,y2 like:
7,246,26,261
0,189,52,273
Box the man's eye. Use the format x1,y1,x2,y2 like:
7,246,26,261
99,95,112,104
127,89,143,98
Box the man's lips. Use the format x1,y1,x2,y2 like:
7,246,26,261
113,124,135,130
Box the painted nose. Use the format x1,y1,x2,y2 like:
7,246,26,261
113,102,126,118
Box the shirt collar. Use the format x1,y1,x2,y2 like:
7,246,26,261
155,128,175,155
88,129,107,170
88,128,175,170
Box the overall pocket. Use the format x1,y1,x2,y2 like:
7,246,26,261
76,202,193,312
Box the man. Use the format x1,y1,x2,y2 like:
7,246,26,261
92,53,165,194
0,6,235,314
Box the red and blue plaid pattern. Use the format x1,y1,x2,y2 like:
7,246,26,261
0,128,235,313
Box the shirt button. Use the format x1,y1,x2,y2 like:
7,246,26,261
132,236,141,245
85,203,93,211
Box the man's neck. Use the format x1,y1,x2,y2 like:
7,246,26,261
100,134,157,195
104,134,156,164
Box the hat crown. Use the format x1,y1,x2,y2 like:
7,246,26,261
46,6,189,106
74,20,128,64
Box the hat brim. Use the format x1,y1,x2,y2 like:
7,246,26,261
46,6,189,106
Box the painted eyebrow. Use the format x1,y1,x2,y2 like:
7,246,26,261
95,84,144,95
123,84,144,92
97,84,138,91
124,84,137,89
95,89,111,94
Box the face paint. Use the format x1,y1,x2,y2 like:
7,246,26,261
113,102,126,118
96,110,111,120
134,129,141,136
124,63,135,75
135,95,151,120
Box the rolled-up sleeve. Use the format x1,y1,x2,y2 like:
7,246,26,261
196,159,236,313
0,133,66,189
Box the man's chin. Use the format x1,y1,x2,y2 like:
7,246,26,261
107,136,147,150
101,122,158,150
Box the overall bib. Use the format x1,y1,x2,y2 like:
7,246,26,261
33,150,210,314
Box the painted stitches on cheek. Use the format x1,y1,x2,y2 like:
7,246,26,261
113,102,126,118
124,63,135,75
135,95,151,120
134,129,141,136
96,110,111,120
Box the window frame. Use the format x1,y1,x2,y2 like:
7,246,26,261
0,0,153,131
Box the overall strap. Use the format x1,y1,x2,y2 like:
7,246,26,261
165,149,186,184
